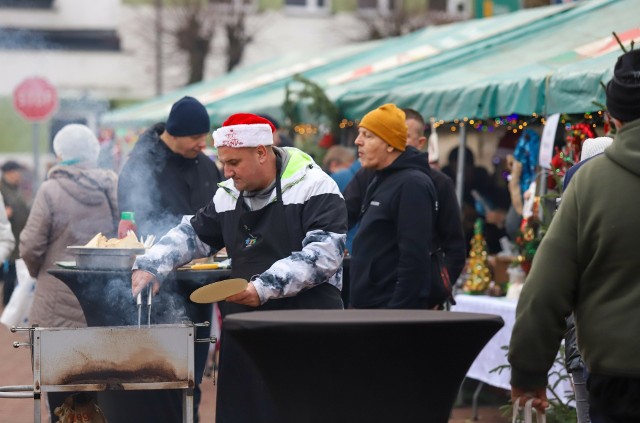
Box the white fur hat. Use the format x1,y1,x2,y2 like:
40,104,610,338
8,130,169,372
580,137,613,161
53,124,101,166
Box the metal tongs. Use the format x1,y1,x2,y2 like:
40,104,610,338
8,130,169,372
137,285,153,328
137,234,157,328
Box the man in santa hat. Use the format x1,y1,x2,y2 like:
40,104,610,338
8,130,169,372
131,112,346,309
130,113,347,422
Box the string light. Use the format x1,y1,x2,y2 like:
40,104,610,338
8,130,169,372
335,111,605,136
410,112,605,135
294,124,318,135
338,118,356,129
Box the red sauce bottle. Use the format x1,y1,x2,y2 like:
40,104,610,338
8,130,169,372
117,211,137,239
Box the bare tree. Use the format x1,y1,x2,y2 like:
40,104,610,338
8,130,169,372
167,0,254,80
213,0,254,72
166,0,216,85
224,8,252,72
358,0,445,40
132,0,254,90
360,6,429,39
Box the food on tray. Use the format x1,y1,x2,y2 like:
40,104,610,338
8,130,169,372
83,231,144,249
84,233,104,248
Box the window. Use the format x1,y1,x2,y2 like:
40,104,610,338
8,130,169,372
212,0,255,13
357,0,395,16
285,0,330,14
428,0,447,12
357,0,376,8
0,0,53,8
0,28,121,51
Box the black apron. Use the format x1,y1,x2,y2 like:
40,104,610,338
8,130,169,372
220,155,342,315
216,156,342,423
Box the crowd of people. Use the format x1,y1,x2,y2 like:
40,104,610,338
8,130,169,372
0,48,637,423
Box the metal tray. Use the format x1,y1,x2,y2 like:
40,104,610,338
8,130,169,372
66,246,146,270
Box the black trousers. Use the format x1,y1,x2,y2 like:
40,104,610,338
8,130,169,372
588,374,640,423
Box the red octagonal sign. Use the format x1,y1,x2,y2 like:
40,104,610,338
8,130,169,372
13,77,58,122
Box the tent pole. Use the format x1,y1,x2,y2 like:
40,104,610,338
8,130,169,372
455,122,467,210
537,167,548,221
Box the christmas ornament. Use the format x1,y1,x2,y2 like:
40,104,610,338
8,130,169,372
548,122,596,190
463,219,492,294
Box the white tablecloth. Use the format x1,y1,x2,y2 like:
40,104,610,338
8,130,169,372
452,295,574,405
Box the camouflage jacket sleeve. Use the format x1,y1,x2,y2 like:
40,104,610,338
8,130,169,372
252,175,348,304
132,215,214,280
252,229,346,304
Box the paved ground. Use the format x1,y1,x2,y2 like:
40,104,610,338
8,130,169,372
0,299,508,423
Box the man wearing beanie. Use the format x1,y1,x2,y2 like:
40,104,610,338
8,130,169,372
118,96,221,238
509,49,640,421
131,112,347,422
348,103,441,309
116,95,221,423
343,108,465,307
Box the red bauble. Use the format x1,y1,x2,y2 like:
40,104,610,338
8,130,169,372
318,133,335,149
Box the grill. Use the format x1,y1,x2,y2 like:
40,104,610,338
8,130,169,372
0,267,222,423
1,322,214,423
35,325,194,389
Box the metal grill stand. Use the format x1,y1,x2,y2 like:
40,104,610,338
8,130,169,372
1,323,215,423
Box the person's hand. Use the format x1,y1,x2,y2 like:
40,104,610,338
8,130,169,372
132,270,160,297
225,282,260,307
5,206,12,219
506,155,522,178
511,386,548,414
486,209,507,228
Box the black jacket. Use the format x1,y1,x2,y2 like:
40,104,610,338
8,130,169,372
350,147,440,309
118,123,222,238
0,180,29,261
344,153,466,283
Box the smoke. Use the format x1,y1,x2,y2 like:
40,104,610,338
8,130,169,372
117,124,204,239
74,271,201,327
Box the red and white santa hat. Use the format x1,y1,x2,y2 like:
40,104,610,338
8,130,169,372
213,113,276,148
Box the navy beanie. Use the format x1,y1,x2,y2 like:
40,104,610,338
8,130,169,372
606,49,640,123
166,96,211,136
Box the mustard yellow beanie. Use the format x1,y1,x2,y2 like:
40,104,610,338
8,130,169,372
359,103,407,151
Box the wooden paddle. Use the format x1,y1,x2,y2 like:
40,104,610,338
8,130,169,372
190,278,248,303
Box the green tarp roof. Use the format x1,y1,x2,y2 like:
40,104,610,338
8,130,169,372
103,41,381,126
337,0,639,121
102,0,638,127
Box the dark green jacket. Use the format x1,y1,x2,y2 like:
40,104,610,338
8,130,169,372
509,118,640,389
